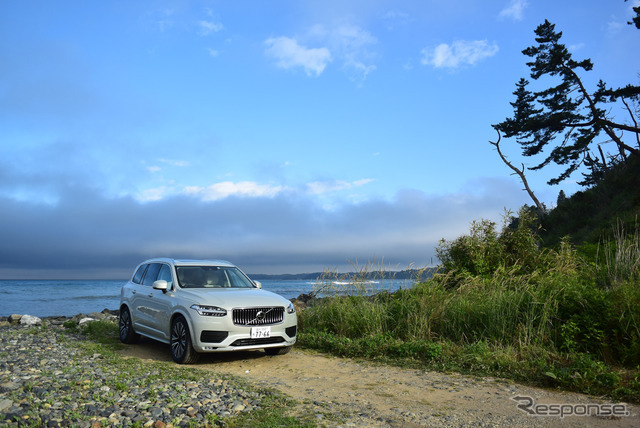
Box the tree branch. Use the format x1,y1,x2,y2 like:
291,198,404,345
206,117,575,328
621,97,640,149
490,129,546,215
563,66,640,158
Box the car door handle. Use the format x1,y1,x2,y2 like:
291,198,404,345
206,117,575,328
132,290,137,294
148,293,153,297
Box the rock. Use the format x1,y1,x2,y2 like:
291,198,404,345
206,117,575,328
0,398,13,411
9,314,22,323
20,314,42,326
0,382,20,393
78,317,96,325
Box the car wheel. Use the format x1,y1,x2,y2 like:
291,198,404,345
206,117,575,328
170,316,200,364
264,346,292,356
119,306,139,344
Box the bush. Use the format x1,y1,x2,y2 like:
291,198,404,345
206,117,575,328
435,208,542,279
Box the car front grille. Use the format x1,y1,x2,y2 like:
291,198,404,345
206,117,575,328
232,307,284,326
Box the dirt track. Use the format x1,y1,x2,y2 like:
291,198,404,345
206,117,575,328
120,340,640,427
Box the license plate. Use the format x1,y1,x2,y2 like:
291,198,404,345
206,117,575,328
251,326,271,339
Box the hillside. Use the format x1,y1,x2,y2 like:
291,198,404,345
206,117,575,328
540,156,640,247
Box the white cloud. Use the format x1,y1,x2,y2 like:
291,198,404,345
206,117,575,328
198,20,223,36
333,25,377,81
158,158,190,167
421,40,499,69
206,48,220,57
264,37,332,76
499,0,528,21
265,24,377,81
307,179,374,195
137,186,170,202
183,181,285,201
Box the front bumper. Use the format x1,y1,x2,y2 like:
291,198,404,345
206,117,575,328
189,310,297,353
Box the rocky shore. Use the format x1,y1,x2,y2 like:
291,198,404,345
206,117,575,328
0,311,273,427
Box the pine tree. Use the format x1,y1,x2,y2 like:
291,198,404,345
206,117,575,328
494,20,640,186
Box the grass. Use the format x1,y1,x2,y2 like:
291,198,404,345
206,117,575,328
298,209,640,403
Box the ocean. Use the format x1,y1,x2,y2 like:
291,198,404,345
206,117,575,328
0,278,418,318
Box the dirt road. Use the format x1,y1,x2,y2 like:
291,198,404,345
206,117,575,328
120,340,639,427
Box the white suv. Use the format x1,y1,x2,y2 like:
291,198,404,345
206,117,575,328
119,258,297,363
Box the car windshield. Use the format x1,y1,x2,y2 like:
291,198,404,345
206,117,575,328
176,266,255,289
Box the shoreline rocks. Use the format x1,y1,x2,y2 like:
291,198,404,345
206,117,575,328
1,308,120,328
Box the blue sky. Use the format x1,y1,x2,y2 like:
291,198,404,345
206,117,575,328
1,0,639,278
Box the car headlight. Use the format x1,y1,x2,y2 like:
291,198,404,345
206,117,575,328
286,302,296,314
191,304,227,317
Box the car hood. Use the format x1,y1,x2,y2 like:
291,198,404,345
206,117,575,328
175,288,290,309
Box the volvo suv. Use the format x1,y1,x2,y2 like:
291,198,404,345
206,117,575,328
119,258,297,363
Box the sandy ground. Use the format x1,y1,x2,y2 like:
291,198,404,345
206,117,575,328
120,339,640,427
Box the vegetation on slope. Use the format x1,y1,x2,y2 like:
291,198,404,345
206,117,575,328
298,181,640,402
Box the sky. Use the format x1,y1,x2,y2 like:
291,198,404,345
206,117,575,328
1,0,639,279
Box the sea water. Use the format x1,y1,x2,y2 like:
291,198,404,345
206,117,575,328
0,278,417,318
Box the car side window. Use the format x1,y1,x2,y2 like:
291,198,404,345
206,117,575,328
142,263,162,286
132,264,148,284
157,264,174,290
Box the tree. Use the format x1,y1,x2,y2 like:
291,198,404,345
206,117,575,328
494,20,640,186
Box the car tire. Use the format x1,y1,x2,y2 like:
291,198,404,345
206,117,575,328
264,346,292,356
170,316,200,364
119,306,139,344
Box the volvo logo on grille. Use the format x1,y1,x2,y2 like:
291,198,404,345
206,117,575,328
255,311,266,322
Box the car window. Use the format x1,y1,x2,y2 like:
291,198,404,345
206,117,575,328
176,266,254,288
142,263,162,286
157,264,173,289
132,264,148,284
227,268,254,288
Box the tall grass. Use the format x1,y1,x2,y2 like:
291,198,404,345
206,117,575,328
599,217,640,286
302,260,427,338
298,209,640,401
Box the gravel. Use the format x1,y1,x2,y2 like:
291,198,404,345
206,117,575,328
0,312,273,427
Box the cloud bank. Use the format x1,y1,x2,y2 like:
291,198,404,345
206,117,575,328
0,176,527,279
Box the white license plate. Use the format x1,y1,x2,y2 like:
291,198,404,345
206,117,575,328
251,326,271,339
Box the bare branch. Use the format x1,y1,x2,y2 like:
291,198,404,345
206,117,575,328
490,129,546,215
621,97,640,149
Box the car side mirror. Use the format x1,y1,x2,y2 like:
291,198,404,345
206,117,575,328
153,280,168,292
253,280,262,289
